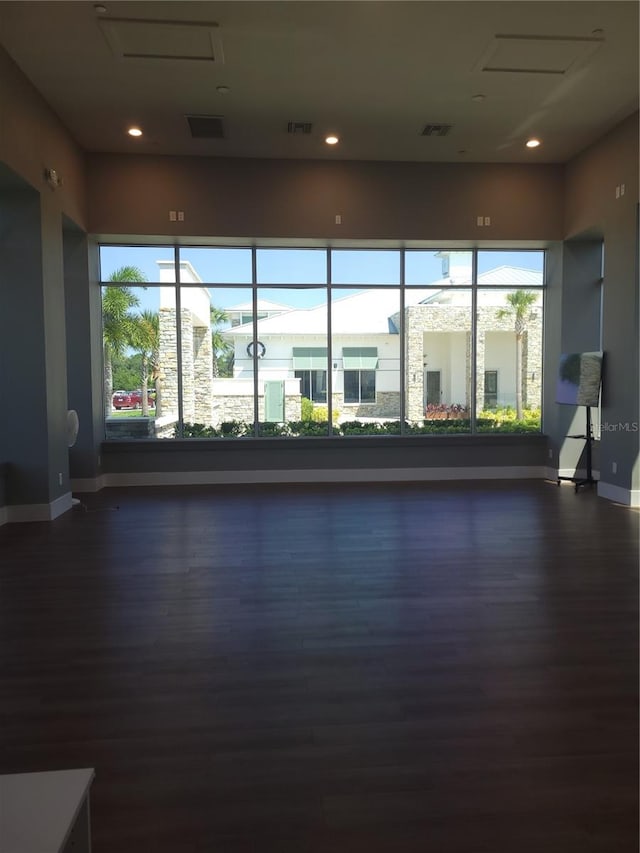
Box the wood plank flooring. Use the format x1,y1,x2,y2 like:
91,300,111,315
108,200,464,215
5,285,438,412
0,480,638,852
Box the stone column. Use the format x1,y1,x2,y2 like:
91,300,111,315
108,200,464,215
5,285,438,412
475,330,486,414
193,326,213,423
405,309,424,422
181,309,195,423
158,307,178,419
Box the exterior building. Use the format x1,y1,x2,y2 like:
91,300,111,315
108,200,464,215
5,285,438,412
216,254,543,424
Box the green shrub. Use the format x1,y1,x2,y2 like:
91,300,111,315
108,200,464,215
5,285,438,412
220,420,250,437
477,407,541,433
180,422,220,438
258,422,290,437
300,397,314,420
339,420,387,435
287,420,330,436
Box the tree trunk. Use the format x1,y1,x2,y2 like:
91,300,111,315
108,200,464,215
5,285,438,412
155,376,163,418
141,356,149,417
104,347,113,417
515,332,523,420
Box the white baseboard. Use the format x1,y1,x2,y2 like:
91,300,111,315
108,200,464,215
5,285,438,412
102,466,548,488
70,475,107,493
5,493,73,523
557,467,600,481
597,481,640,507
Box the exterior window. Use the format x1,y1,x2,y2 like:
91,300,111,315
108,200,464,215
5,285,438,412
100,246,543,438
295,369,327,403
484,370,498,408
344,369,376,403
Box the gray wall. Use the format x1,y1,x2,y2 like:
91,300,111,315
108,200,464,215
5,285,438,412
102,435,547,479
563,112,639,495
0,176,58,504
64,221,103,481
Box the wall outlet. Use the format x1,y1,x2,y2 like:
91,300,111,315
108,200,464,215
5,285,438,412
612,461,617,474
484,216,491,226
169,210,177,221
335,214,342,224
58,472,63,486
476,215,483,226
620,183,625,196
177,211,184,221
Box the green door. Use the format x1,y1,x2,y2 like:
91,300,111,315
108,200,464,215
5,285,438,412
264,380,285,422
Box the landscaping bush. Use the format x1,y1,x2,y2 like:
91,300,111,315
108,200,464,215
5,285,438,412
339,420,387,435
286,420,330,436
180,422,220,438
477,407,540,433
258,422,291,437
220,420,250,437
300,397,314,420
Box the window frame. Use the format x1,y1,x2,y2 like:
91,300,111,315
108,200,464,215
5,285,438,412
99,244,545,439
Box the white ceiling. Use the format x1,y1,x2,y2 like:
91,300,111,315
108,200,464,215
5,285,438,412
0,1,637,163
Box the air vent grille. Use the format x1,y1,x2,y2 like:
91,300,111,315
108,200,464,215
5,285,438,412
421,124,452,137
186,115,225,139
287,121,313,134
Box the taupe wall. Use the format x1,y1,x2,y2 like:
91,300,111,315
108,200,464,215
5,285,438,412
564,112,639,239
0,46,86,228
87,154,564,242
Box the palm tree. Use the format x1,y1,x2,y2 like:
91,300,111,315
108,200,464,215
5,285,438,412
211,305,233,378
103,266,146,414
497,290,539,420
131,310,159,417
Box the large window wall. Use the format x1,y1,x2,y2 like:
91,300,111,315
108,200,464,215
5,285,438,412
100,245,544,439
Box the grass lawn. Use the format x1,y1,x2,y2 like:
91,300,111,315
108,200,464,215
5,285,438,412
109,409,156,419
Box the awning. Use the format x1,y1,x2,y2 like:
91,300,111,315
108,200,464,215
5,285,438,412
292,347,328,370
342,347,378,370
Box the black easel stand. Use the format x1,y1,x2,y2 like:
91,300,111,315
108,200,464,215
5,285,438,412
557,406,596,492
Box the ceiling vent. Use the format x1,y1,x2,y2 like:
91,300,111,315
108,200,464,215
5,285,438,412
422,124,452,137
186,115,225,139
287,122,313,134
99,18,224,63
475,34,604,75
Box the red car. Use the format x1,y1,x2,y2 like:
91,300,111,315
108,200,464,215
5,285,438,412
112,390,155,410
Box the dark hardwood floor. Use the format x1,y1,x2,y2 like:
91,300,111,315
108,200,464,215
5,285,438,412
1,480,638,852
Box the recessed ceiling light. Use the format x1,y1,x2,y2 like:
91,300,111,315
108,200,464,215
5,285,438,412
93,4,107,12
471,94,485,102
216,85,230,95
127,127,143,137
325,135,339,146
526,138,541,148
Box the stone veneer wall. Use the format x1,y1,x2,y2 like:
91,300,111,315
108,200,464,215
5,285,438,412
212,393,301,424
478,307,543,409
333,391,400,419
192,326,213,422
404,304,542,418
405,306,471,421
158,308,179,420
158,307,215,423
